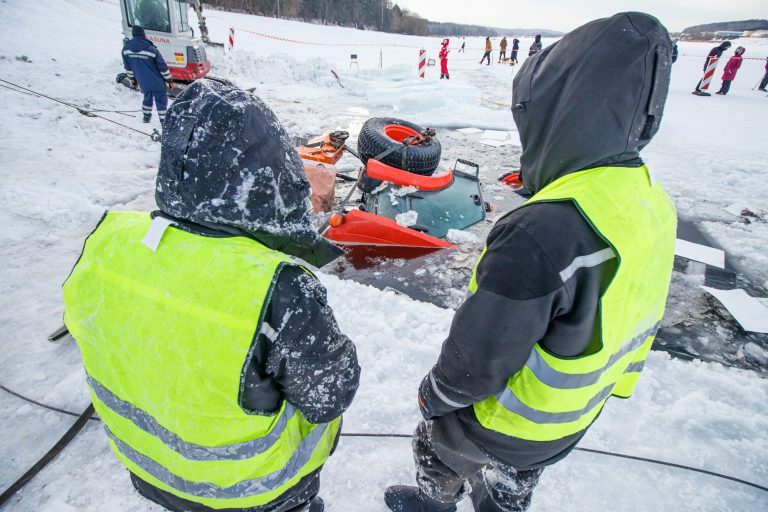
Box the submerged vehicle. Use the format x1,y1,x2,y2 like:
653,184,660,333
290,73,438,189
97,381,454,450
116,0,217,93
295,118,487,249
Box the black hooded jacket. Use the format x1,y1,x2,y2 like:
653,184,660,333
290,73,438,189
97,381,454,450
418,13,673,469
528,35,542,56
133,80,360,511
705,41,732,70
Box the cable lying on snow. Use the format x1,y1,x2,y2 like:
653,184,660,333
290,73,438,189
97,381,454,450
1,384,766,499
0,77,161,142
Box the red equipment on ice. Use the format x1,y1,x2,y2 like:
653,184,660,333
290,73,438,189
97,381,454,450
294,120,491,250
324,210,454,248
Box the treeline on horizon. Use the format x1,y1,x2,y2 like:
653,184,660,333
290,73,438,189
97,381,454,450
681,19,768,34
203,0,559,37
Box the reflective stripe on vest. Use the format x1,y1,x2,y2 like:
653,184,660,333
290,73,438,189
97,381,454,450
63,211,341,509
105,422,331,499
472,166,676,442
86,373,297,461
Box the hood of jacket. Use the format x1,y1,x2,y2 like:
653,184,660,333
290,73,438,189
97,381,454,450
512,12,673,194
156,79,342,267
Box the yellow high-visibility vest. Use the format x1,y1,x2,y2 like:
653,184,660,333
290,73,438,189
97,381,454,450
471,166,676,442
63,211,340,509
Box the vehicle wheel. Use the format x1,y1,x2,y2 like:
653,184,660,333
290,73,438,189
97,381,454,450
357,117,442,176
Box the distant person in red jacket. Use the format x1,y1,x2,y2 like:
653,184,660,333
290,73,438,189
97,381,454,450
439,38,450,79
717,46,745,95
758,56,768,92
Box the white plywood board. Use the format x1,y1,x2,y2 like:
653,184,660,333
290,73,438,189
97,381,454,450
481,130,510,141
701,287,768,333
675,239,725,269
478,138,508,147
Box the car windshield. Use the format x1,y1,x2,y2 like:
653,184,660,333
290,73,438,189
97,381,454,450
125,0,171,33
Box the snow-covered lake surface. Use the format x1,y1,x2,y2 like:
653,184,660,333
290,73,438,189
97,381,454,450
1,1,767,510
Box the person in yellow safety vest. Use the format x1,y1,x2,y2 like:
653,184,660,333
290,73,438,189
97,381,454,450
385,12,676,512
62,80,360,512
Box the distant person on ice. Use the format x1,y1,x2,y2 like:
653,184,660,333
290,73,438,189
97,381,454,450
62,80,360,512
122,25,174,123
480,37,492,65
440,38,451,79
528,34,542,56
499,36,508,62
760,56,768,92
460,39,466,53
510,38,520,65
693,40,731,95
385,12,676,512
717,46,746,95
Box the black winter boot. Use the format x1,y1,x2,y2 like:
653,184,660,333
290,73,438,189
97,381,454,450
143,114,151,123
384,486,456,512
307,496,324,512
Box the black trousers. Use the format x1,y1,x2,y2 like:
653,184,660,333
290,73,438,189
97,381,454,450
413,420,543,512
480,51,491,65
759,71,768,90
131,471,320,512
498,50,506,62
718,80,732,95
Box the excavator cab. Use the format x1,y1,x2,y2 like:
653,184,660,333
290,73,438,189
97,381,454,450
119,0,211,85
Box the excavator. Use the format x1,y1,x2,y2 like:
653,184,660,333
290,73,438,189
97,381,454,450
117,0,221,93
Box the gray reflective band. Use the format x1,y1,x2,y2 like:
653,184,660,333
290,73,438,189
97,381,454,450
260,322,278,342
496,353,652,425
429,371,468,409
106,422,329,499
524,322,659,389
87,374,294,461
558,248,615,283
496,383,614,424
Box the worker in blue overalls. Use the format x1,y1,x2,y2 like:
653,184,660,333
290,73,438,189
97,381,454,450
122,25,174,123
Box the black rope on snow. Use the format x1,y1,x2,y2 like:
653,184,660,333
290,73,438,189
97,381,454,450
572,447,768,494
1,384,766,494
0,77,160,141
0,403,95,506
0,385,98,421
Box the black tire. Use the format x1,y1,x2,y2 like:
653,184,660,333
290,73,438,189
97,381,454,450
357,117,442,176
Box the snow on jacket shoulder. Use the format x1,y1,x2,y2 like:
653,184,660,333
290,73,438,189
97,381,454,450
122,37,172,91
722,55,743,81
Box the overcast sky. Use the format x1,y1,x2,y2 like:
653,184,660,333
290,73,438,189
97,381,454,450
394,0,767,33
